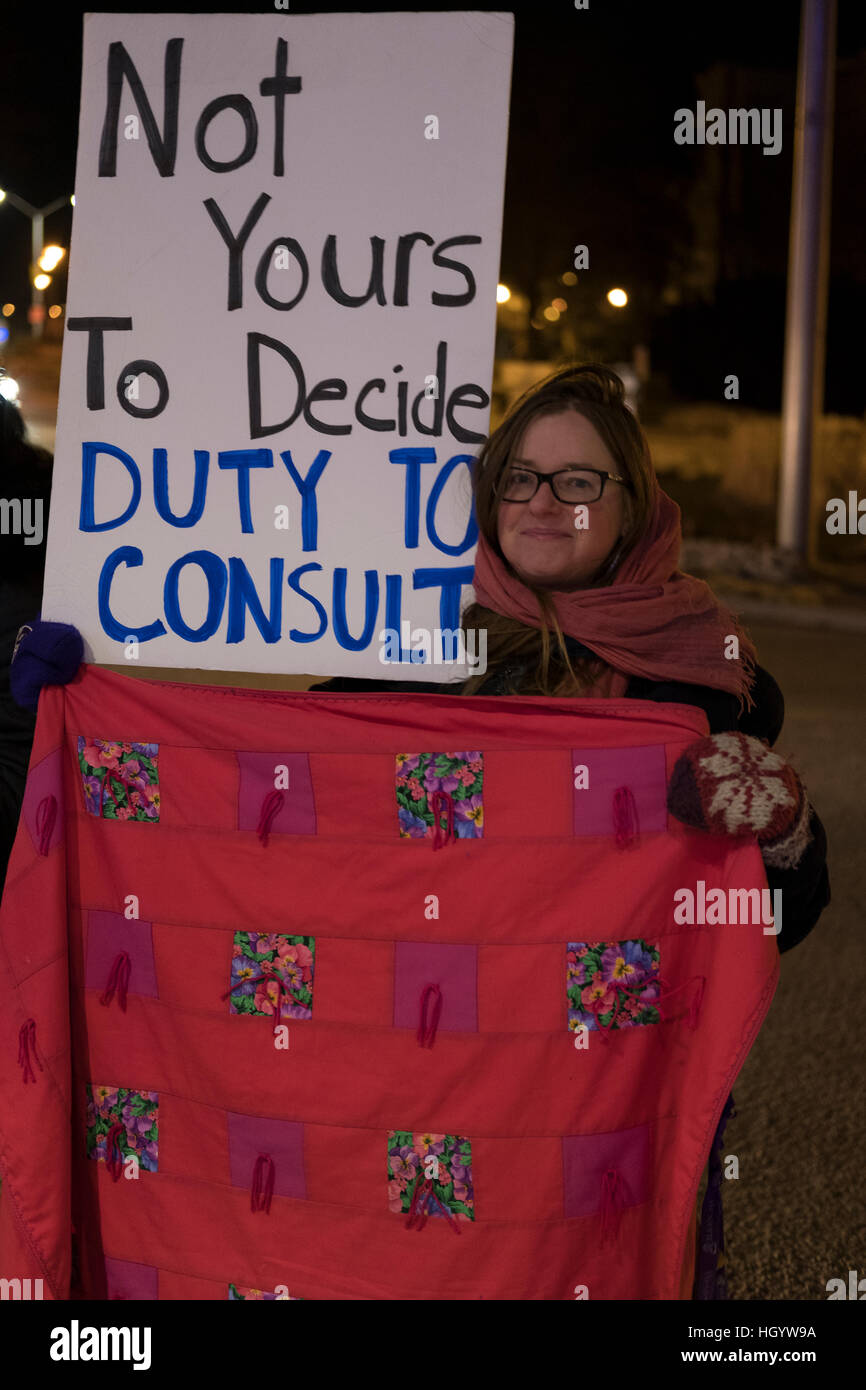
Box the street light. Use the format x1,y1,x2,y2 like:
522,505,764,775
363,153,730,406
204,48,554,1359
0,187,71,338
607,288,628,308
38,245,66,273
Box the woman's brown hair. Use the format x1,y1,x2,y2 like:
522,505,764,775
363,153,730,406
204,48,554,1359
458,362,657,696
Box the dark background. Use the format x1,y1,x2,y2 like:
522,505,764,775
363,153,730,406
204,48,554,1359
2,2,865,411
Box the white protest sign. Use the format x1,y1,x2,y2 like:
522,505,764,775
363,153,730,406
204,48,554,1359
42,11,514,677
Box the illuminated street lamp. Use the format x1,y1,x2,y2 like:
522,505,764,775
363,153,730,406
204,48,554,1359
607,287,628,308
38,245,66,273
0,372,20,403
0,187,71,338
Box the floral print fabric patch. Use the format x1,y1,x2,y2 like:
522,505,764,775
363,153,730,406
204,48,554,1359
78,739,160,822
229,933,316,1021
85,1084,159,1171
395,752,483,839
387,1131,475,1221
228,1284,302,1300
567,938,661,1033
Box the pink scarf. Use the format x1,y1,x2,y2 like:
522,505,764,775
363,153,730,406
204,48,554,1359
471,486,757,705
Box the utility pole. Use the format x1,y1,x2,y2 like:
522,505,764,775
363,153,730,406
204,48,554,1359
0,189,70,339
777,0,837,559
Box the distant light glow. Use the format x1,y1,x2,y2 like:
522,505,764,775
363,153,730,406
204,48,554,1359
0,374,20,402
552,297,567,312
607,288,628,308
48,304,63,319
543,306,560,322
1,303,14,316
33,273,52,290
561,271,578,286
0,325,8,346
496,283,511,304
38,245,65,272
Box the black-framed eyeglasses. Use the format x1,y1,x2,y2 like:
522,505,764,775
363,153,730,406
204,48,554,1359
497,464,631,505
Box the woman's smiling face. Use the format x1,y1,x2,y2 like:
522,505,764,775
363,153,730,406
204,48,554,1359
496,410,628,590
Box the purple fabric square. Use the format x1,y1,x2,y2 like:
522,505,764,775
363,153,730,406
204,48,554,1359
21,747,64,855
104,1257,158,1300
571,744,667,836
227,1112,306,1199
562,1125,651,1218
85,911,159,998
237,752,316,835
393,942,478,1032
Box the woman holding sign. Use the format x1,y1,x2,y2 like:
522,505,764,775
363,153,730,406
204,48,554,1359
11,363,829,1299
310,362,831,1298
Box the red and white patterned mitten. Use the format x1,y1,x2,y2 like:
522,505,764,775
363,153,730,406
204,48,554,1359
667,732,812,870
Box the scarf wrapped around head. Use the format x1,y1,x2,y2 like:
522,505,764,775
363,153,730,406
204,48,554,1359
471,485,758,709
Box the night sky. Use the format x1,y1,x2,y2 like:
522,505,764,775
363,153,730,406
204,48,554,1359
2,2,865,409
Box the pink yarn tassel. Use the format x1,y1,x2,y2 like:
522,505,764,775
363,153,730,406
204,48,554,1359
600,1167,626,1241
257,790,285,847
36,794,58,855
222,972,296,1034
105,1120,126,1182
405,1175,461,1235
251,1154,275,1214
100,951,131,1011
417,983,443,1048
17,1018,43,1084
430,790,455,850
612,785,640,848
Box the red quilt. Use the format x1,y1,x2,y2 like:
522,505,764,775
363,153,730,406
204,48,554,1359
0,665,778,1300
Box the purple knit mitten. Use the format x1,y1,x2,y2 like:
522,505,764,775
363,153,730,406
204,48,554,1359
10,617,84,713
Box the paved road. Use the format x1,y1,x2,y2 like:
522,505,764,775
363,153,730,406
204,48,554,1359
721,620,865,1301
